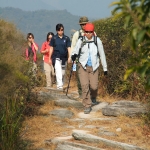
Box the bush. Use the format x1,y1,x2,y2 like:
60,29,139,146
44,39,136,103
0,19,43,150
93,17,150,100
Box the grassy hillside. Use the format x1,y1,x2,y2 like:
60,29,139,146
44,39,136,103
0,19,44,150
0,7,80,46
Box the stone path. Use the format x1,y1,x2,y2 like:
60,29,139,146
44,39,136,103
33,87,148,150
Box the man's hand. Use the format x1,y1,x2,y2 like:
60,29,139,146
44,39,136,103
71,54,77,61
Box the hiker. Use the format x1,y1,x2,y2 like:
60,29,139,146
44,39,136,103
49,24,71,89
71,16,89,52
71,16,97,97
71,23,108,114
25,33,38,74
71,17,89,97
40,32,55,88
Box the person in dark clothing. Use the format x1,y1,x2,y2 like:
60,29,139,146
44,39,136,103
49,24,71,89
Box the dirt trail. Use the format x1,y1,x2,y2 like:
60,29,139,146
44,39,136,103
22,83,149,150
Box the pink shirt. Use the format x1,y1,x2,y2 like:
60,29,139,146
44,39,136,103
25,42,38,62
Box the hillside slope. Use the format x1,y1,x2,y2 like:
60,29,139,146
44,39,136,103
0,7,80,46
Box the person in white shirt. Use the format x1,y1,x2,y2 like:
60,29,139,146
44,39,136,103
71,23,108,114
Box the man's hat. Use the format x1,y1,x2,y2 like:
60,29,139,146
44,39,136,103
79,16,89,24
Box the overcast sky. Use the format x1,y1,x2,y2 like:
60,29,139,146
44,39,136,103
0,0,115,19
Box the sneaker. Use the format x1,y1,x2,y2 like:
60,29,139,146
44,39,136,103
91,98,99,106
84,107,92,114
57,86,63,90
92,101,99,106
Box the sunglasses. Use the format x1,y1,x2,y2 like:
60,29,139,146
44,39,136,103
81,24,86,26
58,29,64,31
85,31,93,34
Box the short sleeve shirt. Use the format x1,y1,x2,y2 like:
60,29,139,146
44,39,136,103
50,34,71,55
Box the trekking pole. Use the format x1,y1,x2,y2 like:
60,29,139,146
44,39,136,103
66,61,74,96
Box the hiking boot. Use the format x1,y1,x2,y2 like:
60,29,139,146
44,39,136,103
91,98,99,106
92,101,99,106
84,107,92,114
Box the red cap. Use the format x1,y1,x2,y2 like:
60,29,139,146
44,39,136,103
84,23,94,31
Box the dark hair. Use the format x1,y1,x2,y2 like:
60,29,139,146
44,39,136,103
56,23,64,31
46,32,54,41
27,33,34,39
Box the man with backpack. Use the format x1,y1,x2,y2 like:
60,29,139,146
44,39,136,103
49,24,71,89
71,16,89,51
71,23,107,114
71,16,89,97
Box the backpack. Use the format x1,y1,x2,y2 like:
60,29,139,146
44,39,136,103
78,30,83,40
78,35,99,59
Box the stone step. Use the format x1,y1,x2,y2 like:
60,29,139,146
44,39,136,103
50,137,104,150
55,144,85,150
49,108,74,119
102,100,148,117
72,130,144,150
54,99,83,109
36,91,77,104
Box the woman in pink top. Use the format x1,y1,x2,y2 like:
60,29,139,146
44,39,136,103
40,32,55,87
25,33,38,74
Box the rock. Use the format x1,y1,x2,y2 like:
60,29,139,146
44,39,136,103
70,118,85,123
49,136,73,144
37,90,72,103
54,99,83,109
98,130,118,137
51,137,103,150
90,118,116,121
56,144,85,150
77,112,93,119
36,91,56,104
72,130,144,150
49,109,74,119
116,128,122,132
102,100,148,117
78,123,86,128
84,125,96,129
92,102,109,112
65,126,75,129
99,127,109,131
37,149,50,150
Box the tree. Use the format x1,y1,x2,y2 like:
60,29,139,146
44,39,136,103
111,0,150,89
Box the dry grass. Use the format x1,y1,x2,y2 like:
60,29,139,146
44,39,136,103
21,80,150,150
22,115,73,149
22,106,150,149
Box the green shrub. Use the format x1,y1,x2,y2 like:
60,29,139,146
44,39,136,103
93,17,150,100
0,19,44,150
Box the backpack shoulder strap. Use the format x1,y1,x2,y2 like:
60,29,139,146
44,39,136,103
94,36,97,47
94,36,100,58
78,36,86,58
78,30,83,40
